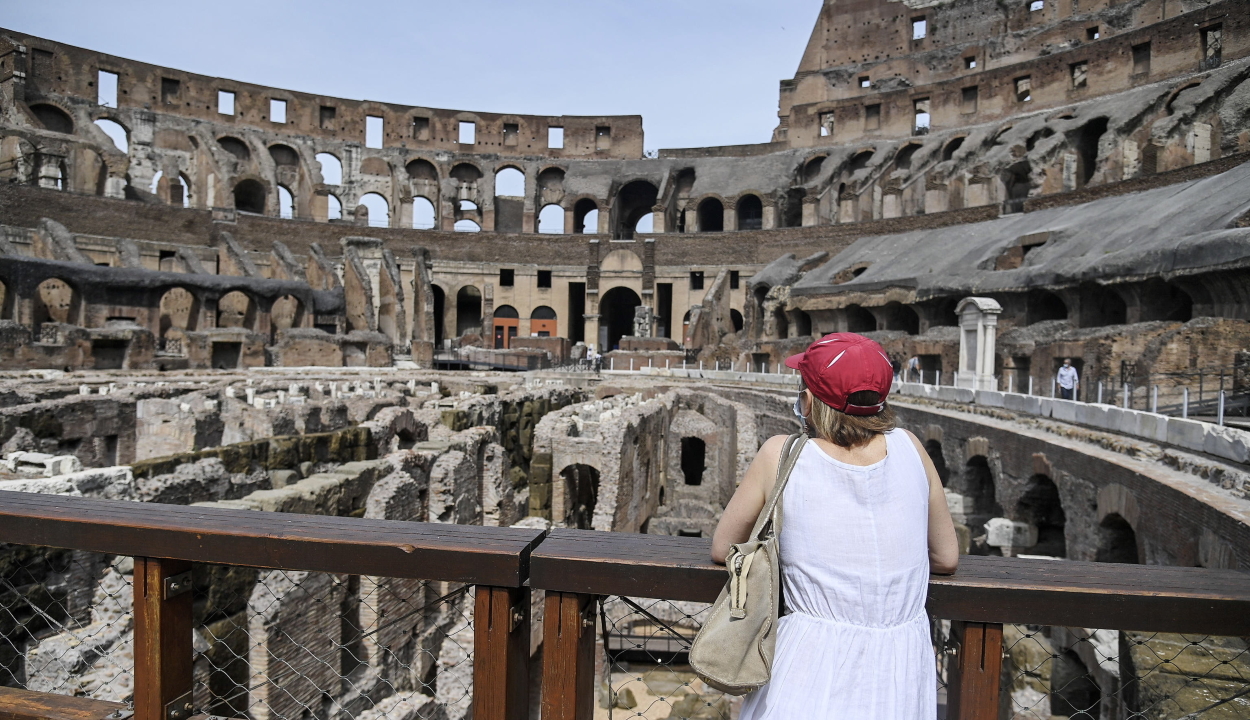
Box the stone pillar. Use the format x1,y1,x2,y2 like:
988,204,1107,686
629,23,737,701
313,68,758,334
955,297,1002,390
762,198,777,230
802,195,820,226
564,207,575,234
36,153,64,189
723,199,737,232
683,203,698,234
650,204,667,234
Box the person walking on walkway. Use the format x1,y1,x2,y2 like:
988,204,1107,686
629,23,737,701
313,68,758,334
712,333,959,720
1057,358,1080,401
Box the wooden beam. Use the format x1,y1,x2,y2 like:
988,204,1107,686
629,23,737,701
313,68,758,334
0,688,126,720
0,491,545,588
473,585,531,720
540,592,596,720
134,557,194,720
946,621,1003,720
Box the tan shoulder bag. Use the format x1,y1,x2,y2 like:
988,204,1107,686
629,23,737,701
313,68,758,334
689,433,809,695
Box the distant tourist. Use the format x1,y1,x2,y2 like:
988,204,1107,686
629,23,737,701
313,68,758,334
907,354,921,382
1057,358,1080,400
711,333,959,719
890,356,902,380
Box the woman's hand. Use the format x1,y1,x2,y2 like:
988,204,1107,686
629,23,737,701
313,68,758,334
710,435,789,564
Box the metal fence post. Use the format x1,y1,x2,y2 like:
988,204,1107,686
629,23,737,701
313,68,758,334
1152,385,1158,414
1183,387,1189,418
1218,391,1226,426
1123,383,1130,409
540,592,597,720
473,585,531,720
1097,381,1103,404
947,621,1004,720
134,557,194,720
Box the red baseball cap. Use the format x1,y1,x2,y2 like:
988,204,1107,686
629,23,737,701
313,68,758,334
785,333,894,416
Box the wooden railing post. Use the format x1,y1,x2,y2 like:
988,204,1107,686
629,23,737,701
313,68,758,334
539,592,597,720
473,585,531,720
133,557,194,720
947,620,1004,720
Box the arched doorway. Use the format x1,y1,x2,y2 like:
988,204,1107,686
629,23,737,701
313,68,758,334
158,287,199,353
680,437,706,486
233,180,265,214
613,181,658,239
574,198,599,234
561,464,600,530
216,291,255,330
1017,475,1066,557
270,295,304,342
456,286,482,337
845,305,876,333
493,305,519,349
1096,514,1139,563
530,306,557,337
698,198,724,232
34,278,78,335
737,195,763,230
431,285,445,346
599,286,641,351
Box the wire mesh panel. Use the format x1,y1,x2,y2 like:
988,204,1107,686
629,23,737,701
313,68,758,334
0,545,134,701
1001,624,1250,719
192,565,475,720
598,596,736,720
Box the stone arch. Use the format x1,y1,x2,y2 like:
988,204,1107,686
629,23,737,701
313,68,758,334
844,304,876,333
406,158,438,182
34,278,79,329
573,197,599,234
802,155,826,183
270,295,304,342
960,455,1002,538
531,306,557,337
1077,283,1126,328
158,286,200,340
601,249,644,274
1096,514,1140,564
613,180,659,239
268,144,299,167
30,103,74,134
1136,278,1193,322
450,163,483,185
560,464,600,530
848,149,875,172
923,440,950,487
217,136,251,161
600,286,642,351
879,302,920,334
316,152,342,185
358,192,390,227
412,196,436,229
697,197,724,232
1016,474,1066,557
1026,289,1067,325
494,166,525,197
216,291,256,331
737,194,763,230
942,136,965,161
493,304,519,349
538,203,565,234
233,178,266,214
455,285,482,337
454,219,481,233
537,166,566,204
730,309,743,333
894,143,922,170
93,118,129,154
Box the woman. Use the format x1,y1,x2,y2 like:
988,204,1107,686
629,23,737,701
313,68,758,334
711,333,959,719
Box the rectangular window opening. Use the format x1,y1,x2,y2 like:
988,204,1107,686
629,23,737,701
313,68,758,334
1015,76,1032,103
499,269,515,287
412,116,430,140
1132,42,1151,75
270,98,287,124
1202,24,1223,68
913,98,931,134
964,56,977,69
1029,0,1044,11
217,90,235,116
690,271,705,291
98,70,118,108
320,105,336,129
730,271,740,290
537,270,552,289
961,86,979,113
911,18,927,40
458,121,476,145
503,122,519,146
1071,61,1088,89
1087,27,1100,41
819,111,835,137
160,77,180,105
865,103,881,130
366,115,384,148
548,126,564,149
858,76,871,89
595,126,612,151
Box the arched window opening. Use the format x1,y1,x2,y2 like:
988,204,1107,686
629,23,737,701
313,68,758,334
1096,514,1139,564
233,179,265,214
614,180,659,239
34,278,77,331
150,170,164,196
31,104,73,134
359,192,390,228
493,304,519,349
327,194,343,221
682,310,692,342
1005,162,1031,201
803,156,826,183
218,136,251,161
894,144,921,170
450,163,483,185
942,137,965,162
600,286,642,351
277,185,295,219
849,150,874,172
880,302,920,334
845,304,876,333
412,197,436,229
1016,475,1066,557
561,464,600,530
454,220,481,233
730,309,744,333
538,204,565,234
574,198,599,234
773,306,789,339
158,287,199,343
634,213,654,234
1077,284,1126,328
456,286,482,337
680,437,706,486
216,291,255,331
494,167,525,197
406,159,438,182
432,285,445,346
1071,117,1109,186
737,195,763,230
316,153,342,185
268,144,299,167
697,198,724,232
961,456,1002,537
1137,279,1193,322
177,173,191,208
270,294,303,341
924,440,950,487
1027,290,1068,325
531,306,558,337
94,119,129,154
791,309,812,337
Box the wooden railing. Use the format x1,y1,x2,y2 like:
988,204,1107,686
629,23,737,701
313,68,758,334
1,494,1248,720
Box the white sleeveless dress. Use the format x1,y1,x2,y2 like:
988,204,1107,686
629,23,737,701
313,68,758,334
739,430,935,720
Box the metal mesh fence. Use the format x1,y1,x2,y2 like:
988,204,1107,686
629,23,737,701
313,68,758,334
0,546,134,701
192,565,474,720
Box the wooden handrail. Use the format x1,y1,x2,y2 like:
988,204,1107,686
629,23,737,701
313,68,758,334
0,491,545,587
529,528,1250,636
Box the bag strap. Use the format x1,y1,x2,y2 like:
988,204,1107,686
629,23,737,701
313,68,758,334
749,433,809,541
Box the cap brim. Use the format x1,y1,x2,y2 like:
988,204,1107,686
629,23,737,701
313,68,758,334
784,353,804,370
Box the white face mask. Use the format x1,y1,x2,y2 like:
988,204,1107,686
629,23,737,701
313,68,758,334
793,395,808,430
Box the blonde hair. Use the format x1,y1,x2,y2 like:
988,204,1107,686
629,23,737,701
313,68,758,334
803,384,897,448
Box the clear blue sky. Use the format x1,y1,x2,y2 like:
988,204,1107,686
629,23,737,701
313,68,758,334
9,0,821,151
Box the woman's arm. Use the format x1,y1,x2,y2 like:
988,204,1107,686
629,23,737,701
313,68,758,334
710,435,789,564
904,430,960,574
